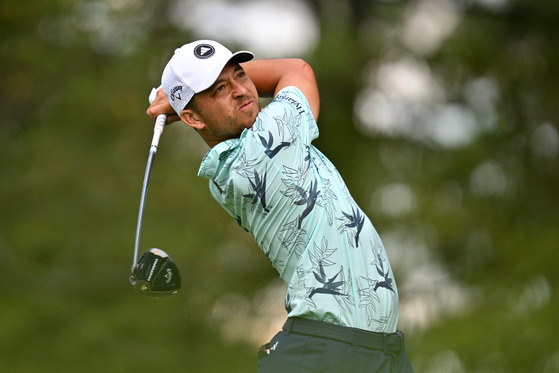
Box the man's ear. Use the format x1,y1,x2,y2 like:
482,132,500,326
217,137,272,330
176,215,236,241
180,109,205,130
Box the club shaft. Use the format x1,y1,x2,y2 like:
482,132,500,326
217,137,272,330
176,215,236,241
132,113,166,269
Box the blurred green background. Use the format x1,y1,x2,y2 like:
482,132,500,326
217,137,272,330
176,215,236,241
1,0,558,371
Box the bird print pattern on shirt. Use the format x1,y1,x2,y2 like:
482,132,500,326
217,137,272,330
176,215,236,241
199,88,398,331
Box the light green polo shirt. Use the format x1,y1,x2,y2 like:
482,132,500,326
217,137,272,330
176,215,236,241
198,87,399,332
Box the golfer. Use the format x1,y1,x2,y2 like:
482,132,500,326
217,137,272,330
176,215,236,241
147,40,414,372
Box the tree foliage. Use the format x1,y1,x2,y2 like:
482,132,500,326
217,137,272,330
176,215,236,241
1,0,558,371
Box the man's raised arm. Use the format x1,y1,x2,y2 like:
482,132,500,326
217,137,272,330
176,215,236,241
241,59,320,121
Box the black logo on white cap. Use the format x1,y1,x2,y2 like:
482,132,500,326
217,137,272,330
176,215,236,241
194,44,215,59
170,85,182,101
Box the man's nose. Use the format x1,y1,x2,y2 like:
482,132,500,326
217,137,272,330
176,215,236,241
231,81,248,96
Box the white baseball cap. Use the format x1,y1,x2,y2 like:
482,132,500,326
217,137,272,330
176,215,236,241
161,40,254,116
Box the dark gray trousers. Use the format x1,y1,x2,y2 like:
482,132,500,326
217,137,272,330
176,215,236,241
257,329,414,372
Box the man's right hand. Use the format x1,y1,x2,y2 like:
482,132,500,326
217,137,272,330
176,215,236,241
146,88,180,125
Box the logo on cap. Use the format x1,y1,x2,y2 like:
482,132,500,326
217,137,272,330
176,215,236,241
194,44,215,59
170,85,182,101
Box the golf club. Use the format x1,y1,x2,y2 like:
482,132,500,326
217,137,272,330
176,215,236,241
129,87,181,297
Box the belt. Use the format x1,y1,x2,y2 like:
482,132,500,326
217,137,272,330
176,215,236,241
282,317,405,354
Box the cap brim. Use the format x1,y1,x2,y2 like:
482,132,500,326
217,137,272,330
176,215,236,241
196,51,255,94
230,51,254,64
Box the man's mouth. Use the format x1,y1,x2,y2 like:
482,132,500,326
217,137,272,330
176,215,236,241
239,100,254,111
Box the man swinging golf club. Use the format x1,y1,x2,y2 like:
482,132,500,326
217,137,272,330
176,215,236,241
147,39,414,372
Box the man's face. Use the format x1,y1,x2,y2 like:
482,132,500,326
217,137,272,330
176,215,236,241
190,62,260,143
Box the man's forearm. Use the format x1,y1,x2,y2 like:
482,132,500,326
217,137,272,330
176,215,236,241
241,58,320,120
241,59,299,97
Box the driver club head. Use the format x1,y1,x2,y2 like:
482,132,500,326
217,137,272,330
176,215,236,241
130,248,181,297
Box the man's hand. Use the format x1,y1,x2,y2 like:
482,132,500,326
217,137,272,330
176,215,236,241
146,88,180,125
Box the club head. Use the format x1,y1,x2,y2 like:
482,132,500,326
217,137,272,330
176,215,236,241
130,248,181,297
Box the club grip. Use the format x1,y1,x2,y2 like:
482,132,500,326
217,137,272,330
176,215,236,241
148,87,159,105
151,114,166,148
149,87,166,149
